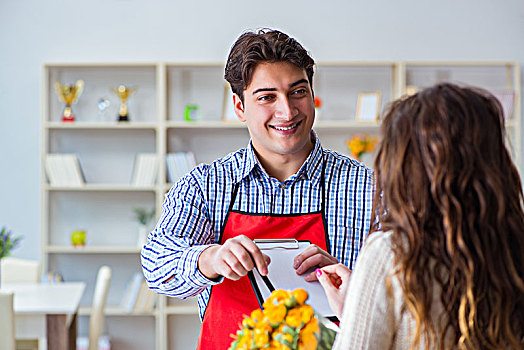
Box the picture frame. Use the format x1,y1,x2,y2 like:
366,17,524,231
356,91,381,123
222,83,241,122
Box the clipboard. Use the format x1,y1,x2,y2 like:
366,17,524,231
247,239,338,321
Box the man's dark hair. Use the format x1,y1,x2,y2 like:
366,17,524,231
224,29,315,103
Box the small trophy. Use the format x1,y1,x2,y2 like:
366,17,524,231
112,85,137,122
54,80,84,122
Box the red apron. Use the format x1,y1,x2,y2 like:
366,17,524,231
196,163,329,350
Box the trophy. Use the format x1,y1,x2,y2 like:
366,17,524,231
54,80,84,122
112,85,137,122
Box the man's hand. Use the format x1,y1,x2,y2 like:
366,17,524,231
198,235,271,281
316,264,352,319
293,244,338,281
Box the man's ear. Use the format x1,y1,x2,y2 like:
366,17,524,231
233,93,246,122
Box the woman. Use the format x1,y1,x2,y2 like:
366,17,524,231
317,83,524,349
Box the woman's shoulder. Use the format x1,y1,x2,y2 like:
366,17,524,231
362,230,394,253
353,231,396,275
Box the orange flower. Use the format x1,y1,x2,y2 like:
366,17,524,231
314,96,322,108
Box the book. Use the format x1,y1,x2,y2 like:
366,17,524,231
166,152,197,183
45,154,85,186
132,281,156,312
120,273,143,313
131,153,159,186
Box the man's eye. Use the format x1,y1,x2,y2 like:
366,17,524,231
292,88,307,96
258,95,274,102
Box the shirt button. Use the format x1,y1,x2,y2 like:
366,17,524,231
281,183,287,189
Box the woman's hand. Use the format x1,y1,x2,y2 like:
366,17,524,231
316,263,352,319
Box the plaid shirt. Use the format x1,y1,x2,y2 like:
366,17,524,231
141,132,374,320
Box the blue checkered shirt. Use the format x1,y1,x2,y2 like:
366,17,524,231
141,132,374,320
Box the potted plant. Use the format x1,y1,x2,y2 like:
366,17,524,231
133,207,155,248
0,226,22,287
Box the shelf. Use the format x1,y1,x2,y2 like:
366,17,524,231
165,305,199,315
46,245,141,254
314,120,380,129
45,184,157,192
167,121,246,129
42,61,521,350
45,122,158,130
79,305,155,316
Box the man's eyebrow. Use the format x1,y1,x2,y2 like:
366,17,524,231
252,79,309,95
252,87,277,95
289,79,308,88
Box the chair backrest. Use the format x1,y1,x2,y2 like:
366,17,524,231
0,257,40,284
89,265,111,350
0,291,15,350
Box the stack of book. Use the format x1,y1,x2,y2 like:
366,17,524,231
120,273,156,313
45,154,85,186
131,153,159,186
166,152,197,183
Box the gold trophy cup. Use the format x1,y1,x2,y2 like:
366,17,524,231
112,85,137,122
54,80,84,122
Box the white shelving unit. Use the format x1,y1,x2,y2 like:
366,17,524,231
41,61,521,350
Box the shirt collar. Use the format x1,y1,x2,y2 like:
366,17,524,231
235,130,324,185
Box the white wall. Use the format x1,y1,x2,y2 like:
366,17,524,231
1,0,523,260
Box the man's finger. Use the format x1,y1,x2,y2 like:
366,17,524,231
293,244,322,268
240,237,269,276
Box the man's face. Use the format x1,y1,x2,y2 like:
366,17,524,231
233,61,315,165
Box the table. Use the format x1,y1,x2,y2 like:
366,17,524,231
3,282,86,350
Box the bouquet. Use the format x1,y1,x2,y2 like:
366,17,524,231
346,134,378,160
229,289,337,350
0,226,21,259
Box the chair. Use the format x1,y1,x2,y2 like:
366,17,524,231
77,265,112,350
0,291,15,350
1,258,41,350
0,257,40,284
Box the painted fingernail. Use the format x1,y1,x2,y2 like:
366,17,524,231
315,268,322,277
293,259,298,268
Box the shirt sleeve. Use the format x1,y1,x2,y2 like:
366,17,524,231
332,231,400,350
141,167,222,298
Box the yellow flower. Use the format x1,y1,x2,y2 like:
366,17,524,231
242,316,255,329
254,327,270,348
298,305,314,324
251,308,264,323
230,289,335,350
265,303,287,326
285,308,303,328
298,318,319,350
346,133,378,160
291,288,308,305
264,289,291,309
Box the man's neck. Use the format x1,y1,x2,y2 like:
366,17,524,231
253,144,314,182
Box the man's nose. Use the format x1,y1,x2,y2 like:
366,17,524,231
274,97,298,120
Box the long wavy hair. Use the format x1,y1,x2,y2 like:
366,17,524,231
371,83,524,349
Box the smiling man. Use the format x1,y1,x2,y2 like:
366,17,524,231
141,29,374,350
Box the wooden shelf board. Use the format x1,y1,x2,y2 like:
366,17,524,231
45,122,158,130
166,121,246,129
45,184,157,192
46,245,141,254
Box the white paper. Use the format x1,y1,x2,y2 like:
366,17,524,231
251,240,335,318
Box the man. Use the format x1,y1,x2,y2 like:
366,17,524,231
141,29,374,349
